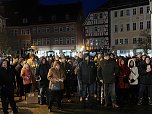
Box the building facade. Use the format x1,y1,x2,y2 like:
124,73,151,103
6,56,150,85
110,0,150,56
5,2,84,57
83,8,110,52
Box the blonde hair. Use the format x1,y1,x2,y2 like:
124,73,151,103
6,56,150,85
53,61,61,68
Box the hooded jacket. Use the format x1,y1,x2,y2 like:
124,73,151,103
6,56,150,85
128,59,139,85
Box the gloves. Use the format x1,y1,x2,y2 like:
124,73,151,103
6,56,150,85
130,79,135,83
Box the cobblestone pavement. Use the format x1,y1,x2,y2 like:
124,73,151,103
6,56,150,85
0,97,152,114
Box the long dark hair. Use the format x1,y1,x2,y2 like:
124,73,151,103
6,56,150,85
0,59,10,68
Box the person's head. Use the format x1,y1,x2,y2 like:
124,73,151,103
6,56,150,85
142,55,147,61
61,57,66,63
104,53,110,60
41,57,47,64
145,56,151,64
128,59,135,68
84,53,90,62
30,54,35,61
1,60,9,69
132,56,137,61
118,57,126,67
55,55,59,61
53,61,61,70
79,53,83,59
49,56,53,61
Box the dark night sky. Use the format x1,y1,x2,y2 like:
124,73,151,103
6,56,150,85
39,0,107,15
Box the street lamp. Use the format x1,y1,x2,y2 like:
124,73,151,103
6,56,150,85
80,45,85,52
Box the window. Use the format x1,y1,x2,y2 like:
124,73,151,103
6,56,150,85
100,13,103,18
59,27,63,32
140,22,143,30
115,39,118,45
66,26,70,31
66,37,70,44
32,27,37,33
54,26,58,32
138,38,142,43
140,7,143,14
46,38,50,45
114,25,118,32
147,6,150,13
21,29,30,35
22,18,28,24
127,24,130,31
37,39,41,45
32,39,37,45
95,27,98,32
147,21,151,29
125,39,128,44
55,38,58,45
133,38,137,44
120,10,123,17
38,27,41,33
120,24,123,32
114,11,117,17
133,9,136,15
42,38,46,45
133,23,136,30
120,39,123,44
71,37,75,44
12,29,19,36
148,38,151,42
94,14,98,19
59,38,63,44
126,10,130,16
45,27,50,33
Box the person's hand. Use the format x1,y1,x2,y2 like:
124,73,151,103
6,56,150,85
130,79,135,83
100,80,103,83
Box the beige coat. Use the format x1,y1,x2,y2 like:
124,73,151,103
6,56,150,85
47,67,65,90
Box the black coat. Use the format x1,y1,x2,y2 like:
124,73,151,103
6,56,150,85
0,67,16,90
138,62,152,85
36,63,50,86
78,60,97,84
97,59,119,84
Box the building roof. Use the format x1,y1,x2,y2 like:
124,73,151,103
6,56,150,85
4,1,83,26
108,0,149,10
93,0,149,13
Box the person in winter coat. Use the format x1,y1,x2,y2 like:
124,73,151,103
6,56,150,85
137,56,152,105
15,57,24,100
36,57,50,105
97,53,119,108
116,57,131,105
21,63,33,96
128,59,139,104
61,57,73,102
78,53,97,108
47,61,65,112
0,59,18,114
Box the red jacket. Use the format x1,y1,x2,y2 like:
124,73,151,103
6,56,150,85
21,67,33,85
117,65,131,89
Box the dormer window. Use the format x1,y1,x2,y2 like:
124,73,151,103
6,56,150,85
38,16,43,22
23,18,28,24
65,14,70,20
51,15,56,21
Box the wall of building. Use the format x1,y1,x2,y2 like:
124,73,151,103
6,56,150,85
111,5,151,55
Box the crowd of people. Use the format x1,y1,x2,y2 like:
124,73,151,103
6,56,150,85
0,52,152,113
